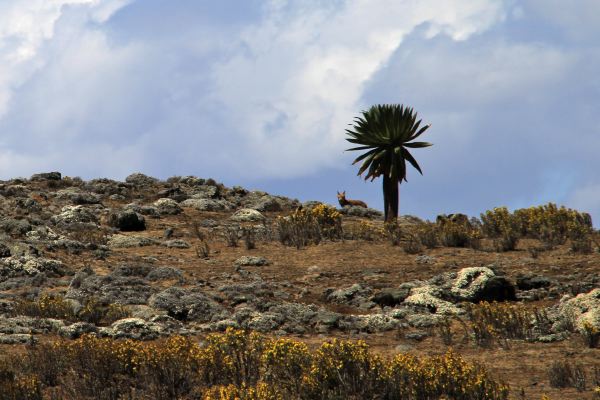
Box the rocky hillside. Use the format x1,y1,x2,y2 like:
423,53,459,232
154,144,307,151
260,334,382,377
0,172,598,399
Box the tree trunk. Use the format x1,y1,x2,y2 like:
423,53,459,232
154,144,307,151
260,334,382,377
383,175,399,222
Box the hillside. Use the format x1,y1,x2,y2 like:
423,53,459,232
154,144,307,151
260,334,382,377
0,172,598,399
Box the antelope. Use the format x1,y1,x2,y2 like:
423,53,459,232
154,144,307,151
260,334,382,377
337,191,368,208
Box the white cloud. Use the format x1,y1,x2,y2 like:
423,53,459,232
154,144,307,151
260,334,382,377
208,0,508,177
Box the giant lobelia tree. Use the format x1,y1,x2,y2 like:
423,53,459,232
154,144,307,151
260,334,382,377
345,104,432,222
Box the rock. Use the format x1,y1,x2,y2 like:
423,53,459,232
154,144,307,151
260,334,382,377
162,239,190,249
406,313,442,328
0,333,35,344
149,287,226,322
240,192,299,212
146,266,184,283
234,256,269,267
108,210,146,231
125,173,159,186
517,275,552,291
230,208,266,222
0,256,69,280
415,255,436,265
451,266,516,302
51,205,99,225
157,187,188,202
111,264,153,278
404,330,430,341
153,198,182,215
67,271,156,305
59,322,99,339
31,172,62,181
188,185,219,199
0,316,64,335
26,226,60,241
371,288,411,308
107,234,157,249
555,288,600,334
103,318,161,340
0,218,32,235
56,189,101,205
339,206,383,219
124,203,160,218
180,198,233,211
339,314,400,333
403,285,461,315
324,284,374,308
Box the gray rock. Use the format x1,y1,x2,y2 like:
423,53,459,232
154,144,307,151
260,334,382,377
0,243,11,258
51,205,99,225
107,234,158,248
108,209,146,231
149,287,226,322
146,266,185,283
59,322,99,339
102,318,161,340
240,192,294,212
234,256,269,267
56,189,101,205
0,218,32,235
124,203,160,218
163,239,191,249
31,172,62,181
555,288,600,334
0,256,69,280
325,284,374,308
0,316,64,335
339,314,400,333
125,173,159,186
0,333,36,344
339,206,383,219
67,272,156,305
188,185,219,199
111,264,153,278
406,313,443,328
180,198,233,211
153,198,182,215
230,208,266,222
403,285,461,315
404,330,430,341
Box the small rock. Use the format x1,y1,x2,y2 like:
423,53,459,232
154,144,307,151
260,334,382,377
163,239,191,249
234,256,269,267
153,198,182,215
230,208,266,222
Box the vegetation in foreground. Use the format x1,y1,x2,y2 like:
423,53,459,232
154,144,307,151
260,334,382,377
0,328,509,400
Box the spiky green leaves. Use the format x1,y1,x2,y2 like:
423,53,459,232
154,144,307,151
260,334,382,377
346,104,432,182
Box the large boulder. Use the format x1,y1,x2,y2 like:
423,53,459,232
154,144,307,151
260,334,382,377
0,256,69,280
230,209,265,222
555,289,600,334
153,198,182,215
51,205,99,225
180,198,233,211
107,234,157,249
324,284,374,309
108,210,146,231
125,173,158,186
101,318,161,340
30,172,62,181
148,287,226,322
450,266,516,302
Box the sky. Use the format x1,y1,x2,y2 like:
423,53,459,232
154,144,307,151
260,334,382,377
0,0,599,223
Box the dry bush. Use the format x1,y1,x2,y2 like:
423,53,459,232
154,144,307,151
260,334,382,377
464,302,542,347
548,360,587,391
581,321,600,348
13,294,75,321
242,227,257,250
402,232,424,254
0,328,511,400
384,221,402,246
344,220,384,241
414,222,440,248
276,210,321,249
223,225,240,247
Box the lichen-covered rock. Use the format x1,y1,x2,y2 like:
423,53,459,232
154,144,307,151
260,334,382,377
51,205,99,225
107,234,157,248
56,189,101,205
59,322,99,339
123,203,160,217
0,333,36,344
324,284,374,309
403,285,461,315
180,198,233,211
146,266,185,283
555,288,600,334
102,318,161,340
338,206,383,219
149,287,226,322
125,173,158,186
230,208,266,222
234,256,269,267
67,270,156,305
0,218,32,235
162,239,190,249
450,266,516,302
0,256,69,280
153,198,182,215
371,288,411,308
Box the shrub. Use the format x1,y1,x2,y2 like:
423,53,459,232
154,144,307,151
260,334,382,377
548,360,586,391
581,320,600,348
276,209,321,249
438,221,480,248
310,203,343,240
384,221,402,246
344,221,384,241
415,222,440,248
223,225,240,247
13,293,75,321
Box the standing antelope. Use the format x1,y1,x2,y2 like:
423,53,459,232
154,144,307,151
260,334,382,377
337,191,368,208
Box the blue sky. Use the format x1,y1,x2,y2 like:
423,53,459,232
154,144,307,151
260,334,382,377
0,0,599,223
